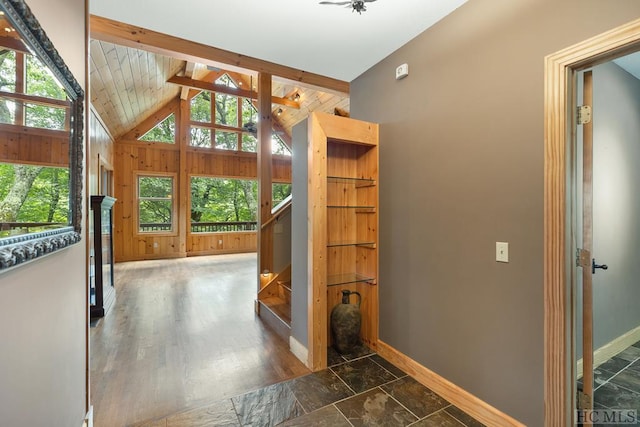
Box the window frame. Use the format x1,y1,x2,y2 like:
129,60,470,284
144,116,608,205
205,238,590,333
135,172,177,236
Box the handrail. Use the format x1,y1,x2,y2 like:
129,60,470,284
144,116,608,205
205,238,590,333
261,195,292,230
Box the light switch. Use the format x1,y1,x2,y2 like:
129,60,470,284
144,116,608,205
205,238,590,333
496,242,509,263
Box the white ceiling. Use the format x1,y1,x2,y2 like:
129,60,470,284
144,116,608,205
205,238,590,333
89,0,468,82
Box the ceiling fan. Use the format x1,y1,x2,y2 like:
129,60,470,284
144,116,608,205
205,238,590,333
319,0,377,14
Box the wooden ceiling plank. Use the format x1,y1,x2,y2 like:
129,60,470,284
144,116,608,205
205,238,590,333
90,15,349,95
120,97,180,141
167,75,300,109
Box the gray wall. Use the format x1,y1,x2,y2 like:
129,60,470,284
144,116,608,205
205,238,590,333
350,0,640,425
291,120,309,346
273,208,292,275
0,0,87,425
592,61,640,350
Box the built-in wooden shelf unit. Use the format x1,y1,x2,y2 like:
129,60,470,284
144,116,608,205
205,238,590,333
303,112,379,371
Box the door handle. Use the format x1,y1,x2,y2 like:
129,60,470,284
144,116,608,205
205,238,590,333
592,259,608,274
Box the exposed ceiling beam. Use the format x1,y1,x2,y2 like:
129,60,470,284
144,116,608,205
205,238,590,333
180,62,196,100
90,15,349,95
167,75,300,109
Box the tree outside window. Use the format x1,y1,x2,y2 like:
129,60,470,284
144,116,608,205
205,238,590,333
138,175,174,233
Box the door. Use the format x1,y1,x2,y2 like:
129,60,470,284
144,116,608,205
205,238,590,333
577,70,596,418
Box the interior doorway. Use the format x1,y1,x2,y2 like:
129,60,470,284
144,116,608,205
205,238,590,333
575,52,640,418
544,17,640,426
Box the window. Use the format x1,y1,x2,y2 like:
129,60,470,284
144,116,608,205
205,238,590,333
138,175,174,233
139,113,176,143
0,162,69,236
190,176,257,233
0,47,68,130
272,182,291,207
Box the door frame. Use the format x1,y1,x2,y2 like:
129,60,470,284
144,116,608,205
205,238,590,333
544,17,640,426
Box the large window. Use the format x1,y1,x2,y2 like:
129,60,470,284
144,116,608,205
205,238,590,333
138,175,174,233
187,74,291,156
190,176,257,233
139,113,176,144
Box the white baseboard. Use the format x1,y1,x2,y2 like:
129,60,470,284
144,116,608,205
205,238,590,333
83,406,93,427
577,324,640,379
289,335,309,368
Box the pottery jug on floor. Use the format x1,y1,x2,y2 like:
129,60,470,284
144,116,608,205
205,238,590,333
330,290,362,354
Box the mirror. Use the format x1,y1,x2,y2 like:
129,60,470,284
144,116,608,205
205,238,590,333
0,0,83,270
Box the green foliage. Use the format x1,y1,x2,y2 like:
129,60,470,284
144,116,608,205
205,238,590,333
26,55,66,100
25,55,67,130
190,177,257,224
190,127,211,147
138,176,173,228
0,50,16,124
190,92,211,123
214,130,238,150
215,93,238,126
0,162,69,223
18,167,69,222
272,183,292,206
139,113,176,143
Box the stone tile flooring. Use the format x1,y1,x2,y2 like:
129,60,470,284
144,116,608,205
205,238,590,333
578,341,640,426
132,346,485,427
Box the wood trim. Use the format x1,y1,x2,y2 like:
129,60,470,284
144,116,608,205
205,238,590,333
90,15,349,95
308,112,329,371
377,340,525,427
0,122,70,139
544,16,640,426
0,89,71,108
577,324,640,379
581,70,594,413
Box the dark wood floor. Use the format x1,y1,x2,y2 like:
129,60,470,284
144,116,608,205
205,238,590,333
90,253,309,427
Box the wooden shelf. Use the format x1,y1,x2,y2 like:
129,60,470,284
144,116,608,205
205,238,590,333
327,176,376,187
327,241,376,248
328,273,376,287
327,205,376,213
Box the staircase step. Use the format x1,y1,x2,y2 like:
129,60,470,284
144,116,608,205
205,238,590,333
260,296,291,325
257,297,291,342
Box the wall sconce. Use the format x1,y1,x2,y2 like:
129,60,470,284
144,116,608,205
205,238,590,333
292,92,300,101
262,269,270,277
277,108,283,116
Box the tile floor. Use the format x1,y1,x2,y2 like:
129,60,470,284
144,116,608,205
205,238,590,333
132,346,485,427
580,342,640,411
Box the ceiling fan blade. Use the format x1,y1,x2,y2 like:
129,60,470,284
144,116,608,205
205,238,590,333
319,1,352,5
363,0,377,2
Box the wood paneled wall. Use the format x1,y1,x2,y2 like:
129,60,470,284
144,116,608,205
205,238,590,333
89,109,114,195
113,119,291,262
0,123,69,167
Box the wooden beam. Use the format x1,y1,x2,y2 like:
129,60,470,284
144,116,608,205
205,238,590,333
0,90,71,108
180,62,196,100
257,72,273,281
90,15,349,95
178,99,188,255
0,35,30,54
167,75,300,109
120,98,180,141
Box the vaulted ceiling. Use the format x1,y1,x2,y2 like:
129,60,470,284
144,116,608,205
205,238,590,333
89,39,350,142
